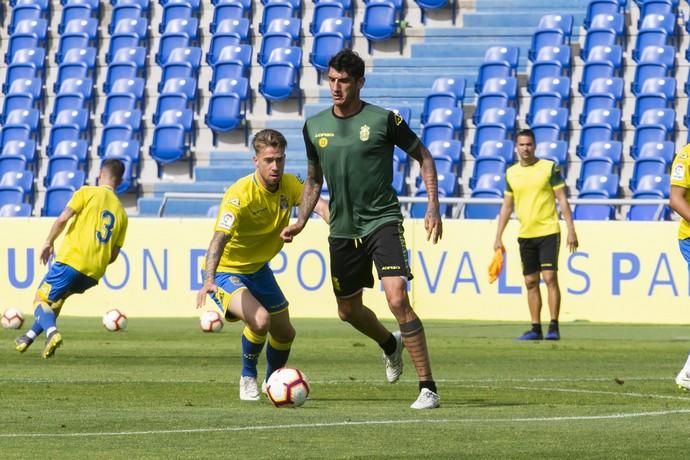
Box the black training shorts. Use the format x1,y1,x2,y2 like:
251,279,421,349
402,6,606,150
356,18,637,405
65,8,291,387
517,232,560,276
328,222,413,298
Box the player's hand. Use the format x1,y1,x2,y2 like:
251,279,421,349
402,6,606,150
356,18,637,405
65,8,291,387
493,239,504,252
280,222,304,243
196,281,217,309
39,242,53,265
425,207,443,243
567,231,579,253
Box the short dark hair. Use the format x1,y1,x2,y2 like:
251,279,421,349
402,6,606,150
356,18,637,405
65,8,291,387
101,158,125,181
328,49,365,80
252,128,287,154
516,129,535,141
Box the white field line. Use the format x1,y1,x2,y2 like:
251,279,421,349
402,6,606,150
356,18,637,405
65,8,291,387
0,376,673,385
2,409,690,439
456,384,690,402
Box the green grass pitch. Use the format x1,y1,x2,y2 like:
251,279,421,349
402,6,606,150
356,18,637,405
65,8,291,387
2,318,690,458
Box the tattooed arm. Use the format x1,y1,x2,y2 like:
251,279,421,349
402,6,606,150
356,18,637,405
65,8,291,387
195,231,231,308
408,143,443,243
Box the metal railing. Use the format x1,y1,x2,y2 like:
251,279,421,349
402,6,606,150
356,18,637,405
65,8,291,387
157,192,671,218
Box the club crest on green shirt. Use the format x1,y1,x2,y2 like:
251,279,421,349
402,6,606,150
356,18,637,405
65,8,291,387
359,125,370,142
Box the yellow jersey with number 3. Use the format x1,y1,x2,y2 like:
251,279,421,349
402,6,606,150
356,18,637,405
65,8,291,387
671,145,690,240
214,172,303,274
55,185,128,279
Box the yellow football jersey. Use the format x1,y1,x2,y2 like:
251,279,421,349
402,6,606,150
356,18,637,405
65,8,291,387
214,172,303,274
671,145,690,240
56,185,128,279
505,159,565,238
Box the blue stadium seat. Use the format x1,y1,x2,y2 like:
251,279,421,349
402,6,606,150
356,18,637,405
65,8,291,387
0,203,32,217
104,47,147,92
361,0,403,54
428,139,463,167
627,174,671,220
51,140,89,169
259,1,295,34
150,124,192,178
529,29,566,63
3,78,43,114
584,1,621,28
2,140,37,168
464,174,505,219
634,77,677,119
42,186,76,217
421,77,466,124
52,78,94,122
160,2,194,33
581,27,619,61
310,32,346,81
474,47,520,94
422,107,464,146
410,172,457,218
580,78,624,123
49,170,85,189
107,19,148,63
9,6,43,35
5,48,45,89
159,0,201,11
581,140,622,166
582,107,622,136
537,14,574,41
535,140,568,172
471,125,507,157
208,44,252,77
633,30,670,62
631,46,675,95
206,20,251,65
258,32,294,66
206,91,248,146
0,188,24,209
161,17,199,41
636,140,674,165
477,107,516,133
266,17,302,43
59,5,96,35
110,4,145,34
99,123,134,155
469,156,507,189
318,16,353,44
3,108,40,144
527,77,570,124
531,107,569,132
577,124,614,157
0,170,34,203
211,1,249,33
629,157,668,190
106,110,143,139
476,139,514,164
103,139,141,169
577,156,615,190
580,173,619,197
416,0,456,25
44,155,80,187
310,1,345,35
630,124,671,158
635,108,675,133
0,155,27,177
159,48,202,90
258,47,303,114
156,33,191,65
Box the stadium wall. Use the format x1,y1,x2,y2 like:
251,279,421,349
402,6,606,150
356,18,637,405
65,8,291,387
1,218,688,324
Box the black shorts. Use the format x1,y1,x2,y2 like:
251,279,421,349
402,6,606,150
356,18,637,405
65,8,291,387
518,233,560,276
328,222,413,297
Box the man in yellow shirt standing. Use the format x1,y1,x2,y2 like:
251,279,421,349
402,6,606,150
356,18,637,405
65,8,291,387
196,129,328,401
15,159,128,358
493,129,578,340
669,146,690,390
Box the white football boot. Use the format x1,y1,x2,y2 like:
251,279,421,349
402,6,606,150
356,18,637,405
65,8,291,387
383,331,403,383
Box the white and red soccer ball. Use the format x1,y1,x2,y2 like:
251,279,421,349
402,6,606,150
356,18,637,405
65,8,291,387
1,308,24,329
265,367,311,408
102,309,128,331
199,310,224,333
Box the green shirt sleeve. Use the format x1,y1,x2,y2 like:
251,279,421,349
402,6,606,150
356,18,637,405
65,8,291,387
387,110,420,154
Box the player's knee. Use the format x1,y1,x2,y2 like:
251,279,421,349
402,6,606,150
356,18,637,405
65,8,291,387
247,310,270,335
386,294,410,317
337,300,359,323
543,272,559,288
524,278,540,290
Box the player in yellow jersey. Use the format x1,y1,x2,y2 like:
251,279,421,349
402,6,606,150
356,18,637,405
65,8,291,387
15,159,128,358
493,129,578,341
196,129,329,401
669,145,690,390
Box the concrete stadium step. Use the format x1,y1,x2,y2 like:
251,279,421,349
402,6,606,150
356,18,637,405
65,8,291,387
474,0,591,10
463,11,586,28
422,27,537,42
410,42,532,59
152,181,227,197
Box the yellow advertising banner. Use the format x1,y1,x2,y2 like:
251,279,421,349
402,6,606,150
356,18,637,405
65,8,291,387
0,218,688,323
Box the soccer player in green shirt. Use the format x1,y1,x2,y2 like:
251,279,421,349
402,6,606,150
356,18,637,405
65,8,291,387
281,49,442,409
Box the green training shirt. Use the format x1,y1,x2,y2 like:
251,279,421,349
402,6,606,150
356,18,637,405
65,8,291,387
303,102,421,238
